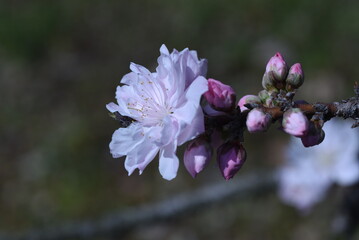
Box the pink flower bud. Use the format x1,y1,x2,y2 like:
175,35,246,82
238,95,261,112
204,78,236,112
217,142,246,180
266,52,288,80
184,137,212,178
246,108,272,132
282,108,309,137
262,52,288,90
301,121,325,147
286,63,304,91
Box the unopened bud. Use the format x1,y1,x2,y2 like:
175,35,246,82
262,52,288,90
184,137,212,178
301,121,325,147
246,108,272,132
282,108,309,137
238,95,261,112
286,63,304,91
217,141,246,180
204,78,236,112
258,90,270,103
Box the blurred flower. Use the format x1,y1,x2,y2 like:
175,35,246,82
184,137,212,178
238,95,261,112
278,119,359,212
107,45,208,180
246,108,272,132
204,78,236,112
217,141,247,180
282,108,309,137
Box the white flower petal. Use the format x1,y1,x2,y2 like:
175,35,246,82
124,141,160,175
156,116,180,146
177,107,205,145
160,44,170,55
173,76,208,124
106,102,120,113
109,123,144,158
129,62,151,75
159,142,179,180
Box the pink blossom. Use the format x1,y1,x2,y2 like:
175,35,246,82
217,142,246,180
238,95,261,112
107,45,208,180
246,108,272,132
184,137,212,178
282,108,309,137
204,78,236,112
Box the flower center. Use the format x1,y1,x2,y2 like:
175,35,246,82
126,79,173,126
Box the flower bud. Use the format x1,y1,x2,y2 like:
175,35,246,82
282,108,309,137
262,52,288,90
286,63,304,91
184,137,212,178
301,121,325,147
217,141,246,180
238,95,261,112
204,78,236,112
246,108,272,132
258,90,270,103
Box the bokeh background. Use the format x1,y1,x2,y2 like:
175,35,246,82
1,0,359,239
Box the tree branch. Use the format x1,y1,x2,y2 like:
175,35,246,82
0,172,276,240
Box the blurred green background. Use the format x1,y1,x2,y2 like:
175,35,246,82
0,0,358,239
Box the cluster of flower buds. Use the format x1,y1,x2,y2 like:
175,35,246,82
183,137,247,180
182,78,248,180
262,53,304,93
238,53,326,147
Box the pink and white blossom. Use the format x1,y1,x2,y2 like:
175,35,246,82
282,108,309,137
184,137,212,178
107,45,208,180
204,78,236,112
217,141,247,180
246,108,272,132
265,52,288,82
278,119,359,212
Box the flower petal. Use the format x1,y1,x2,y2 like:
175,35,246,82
159,142,179,180
155,116,180,147
129,62,151,75
106,102,120,113
125,141,160,175
177,107,205,145
109,123,144,158
173,76,208,124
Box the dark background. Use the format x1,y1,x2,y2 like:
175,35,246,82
0,0,358,239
